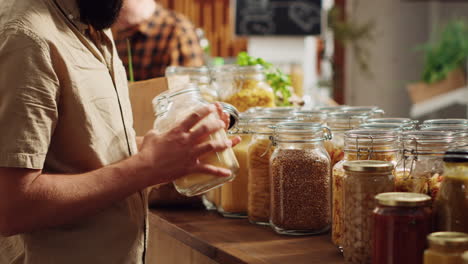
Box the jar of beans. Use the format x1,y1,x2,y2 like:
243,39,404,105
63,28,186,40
342,160,395,264
269,122,332,235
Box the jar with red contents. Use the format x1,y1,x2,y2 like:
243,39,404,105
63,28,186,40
373,192,433,264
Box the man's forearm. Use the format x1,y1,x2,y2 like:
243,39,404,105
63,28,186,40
0,155,150,236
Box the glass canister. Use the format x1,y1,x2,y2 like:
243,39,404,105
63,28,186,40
247,115,293,225
270,122,332,235
165,66,218,102
421,119,468,128
424,232,468,264
332,129,400,250
341,106,385,118
325,112,369,168
219,65,275,112
359,122,414,131
395,131,455,199
217,114,253,218
435,149,468,233
373,192,433,264
293,110,327,124
152,85,239,196
342,160,395,264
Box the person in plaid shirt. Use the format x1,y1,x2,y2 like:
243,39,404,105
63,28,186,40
114,0,205,81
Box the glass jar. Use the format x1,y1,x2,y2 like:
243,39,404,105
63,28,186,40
202,187,221,210
218,65,275,112
435,149,468,233
247,115,293,225
342,160,395,264
314,105,348,113
325,112,369,168
293,110,327,124
152,85,239,196
373,192,433,264
395,131,455,199
332,129,400,250
270,122,332,235
421,119,468,128
424,232,468,264
165,66,218,102
366,117,418,125
217,114,253,218
341,106,385,118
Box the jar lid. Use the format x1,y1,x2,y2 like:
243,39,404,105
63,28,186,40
313,105,348,112
443,149,468,163
423,119,468,126
366,118,417,124
273,122,332,142
345,129,399,140
359,123,407,131
343,160,394,173
420,126,468,133
427,232,468,247
375,192,431,207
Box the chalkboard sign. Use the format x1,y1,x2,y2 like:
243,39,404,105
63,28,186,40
235,0,322,36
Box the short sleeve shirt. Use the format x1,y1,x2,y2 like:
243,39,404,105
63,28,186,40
0,0,146,263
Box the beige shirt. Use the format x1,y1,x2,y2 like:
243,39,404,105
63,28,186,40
0,0,147,263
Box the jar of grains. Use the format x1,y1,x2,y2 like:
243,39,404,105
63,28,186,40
395,131,455,199
270,122,332,235
217,114,254,218
332,129,400,250
424,232,468,264
153,85,239,196
247,115,293,225
324,112,369,168
373,192,432,264
435,149,468,233
218,65,276,112
342,160,395,264
165,66,218,102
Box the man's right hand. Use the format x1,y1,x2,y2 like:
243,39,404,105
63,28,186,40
137,104,241,186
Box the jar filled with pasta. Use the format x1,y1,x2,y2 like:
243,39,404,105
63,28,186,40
395,131,455,199
220,65,275,112
270,122,332,235
153,85,239,196
247,115,293,225
435,149,468,233
342,161,395,264
424,232,468,264
325,112,369,167
217,114,253,218
332,129,400,251
165,66,218,102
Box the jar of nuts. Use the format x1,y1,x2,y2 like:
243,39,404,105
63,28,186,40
342,160,395,264
247,115,294,225
270,122,332,235
332,129,400,250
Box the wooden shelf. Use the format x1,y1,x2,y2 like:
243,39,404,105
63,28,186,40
148,207,344,264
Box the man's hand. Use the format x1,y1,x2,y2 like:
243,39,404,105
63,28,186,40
138,104,240,186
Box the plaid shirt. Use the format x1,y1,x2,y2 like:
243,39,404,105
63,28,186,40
114,6,205,81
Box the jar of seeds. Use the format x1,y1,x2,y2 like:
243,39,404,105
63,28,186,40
332,129,400,251
247,115,293,225
270,122,332,235
343,160,395,264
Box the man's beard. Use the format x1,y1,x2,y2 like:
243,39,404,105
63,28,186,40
77,0,124,30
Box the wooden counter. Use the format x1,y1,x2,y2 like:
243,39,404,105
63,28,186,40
147,207,344,264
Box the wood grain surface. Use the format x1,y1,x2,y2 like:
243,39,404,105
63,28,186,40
148,207,345,264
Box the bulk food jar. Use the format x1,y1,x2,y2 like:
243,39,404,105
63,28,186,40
247,115,293,225
217,65,275,112
342,160,395,264
165,66,218,102
373,192,432,264
424,232,468,264
269,122,332,235
435,149,468,233
152,85,239,196
332,129,400,250
395,131,455,199
216,114,253,218
325,112,369,167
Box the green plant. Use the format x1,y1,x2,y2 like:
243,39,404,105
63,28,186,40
236,52,292,106
420,20,468,84
126,39,134,82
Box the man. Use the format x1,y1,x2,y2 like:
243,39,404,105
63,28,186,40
114,0,205,80
0,0,238,263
